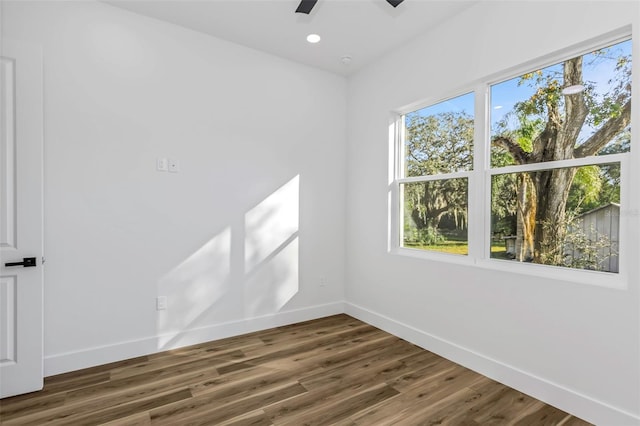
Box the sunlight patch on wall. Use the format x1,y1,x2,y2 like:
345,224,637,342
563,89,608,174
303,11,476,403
156,226,231,349
245,235,299,316
244,176,300,316
245,176,299,271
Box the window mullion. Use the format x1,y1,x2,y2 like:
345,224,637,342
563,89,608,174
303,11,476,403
469,84,489,260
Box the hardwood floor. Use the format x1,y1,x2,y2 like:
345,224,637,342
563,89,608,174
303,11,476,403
0,314,592,425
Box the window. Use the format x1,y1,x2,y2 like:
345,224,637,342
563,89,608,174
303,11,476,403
399,93,474,255
396,36,632,277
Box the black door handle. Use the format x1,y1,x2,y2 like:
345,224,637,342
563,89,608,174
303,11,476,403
4,257,37,267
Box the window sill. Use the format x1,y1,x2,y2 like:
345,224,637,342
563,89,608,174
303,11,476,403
392,246,476,267
391,247,627,290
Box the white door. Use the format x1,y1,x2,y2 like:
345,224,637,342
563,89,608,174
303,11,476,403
0,39,44,398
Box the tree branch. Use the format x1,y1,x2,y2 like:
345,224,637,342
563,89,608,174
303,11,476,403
574,100,631,158
492,136,530,164
428,205,450,217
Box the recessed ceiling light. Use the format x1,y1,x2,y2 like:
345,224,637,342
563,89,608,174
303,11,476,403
562,84,585,95
306,34,321,44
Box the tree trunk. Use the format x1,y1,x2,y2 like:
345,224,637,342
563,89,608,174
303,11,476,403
516,168,577,265
516,57,584,265
532,168,577,265
515,173,536,262
411,182,449,230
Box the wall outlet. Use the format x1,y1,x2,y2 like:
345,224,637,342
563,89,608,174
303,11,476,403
319,277,327,287
168,159,180,173
156,296,167,310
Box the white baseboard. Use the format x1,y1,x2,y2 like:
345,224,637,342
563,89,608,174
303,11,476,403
44,301,345,377
344,302,640,426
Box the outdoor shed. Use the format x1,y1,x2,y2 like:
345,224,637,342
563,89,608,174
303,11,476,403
570,203,620,273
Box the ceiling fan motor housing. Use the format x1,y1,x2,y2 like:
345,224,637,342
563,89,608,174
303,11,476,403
296,0,404,14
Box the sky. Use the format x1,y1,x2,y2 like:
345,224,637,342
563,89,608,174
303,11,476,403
406,38,632,144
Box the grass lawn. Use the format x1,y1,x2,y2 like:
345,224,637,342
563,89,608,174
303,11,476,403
404,240,508,258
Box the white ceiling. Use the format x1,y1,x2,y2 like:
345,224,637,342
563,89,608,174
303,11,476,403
103,0,477,75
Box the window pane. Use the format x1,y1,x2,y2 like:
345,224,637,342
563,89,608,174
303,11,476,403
491,39,632,168
490,164,620,273
402,179,468,255
404,92,474,177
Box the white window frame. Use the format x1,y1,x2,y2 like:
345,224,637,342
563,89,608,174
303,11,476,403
395,91,476,263
391,28,636,289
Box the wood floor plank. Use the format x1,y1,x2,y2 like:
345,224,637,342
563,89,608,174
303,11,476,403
0,370,111,416
264,361,400,422
258,332,398,373
67,388,193,426
99,412,151,426
1,388,192,426
299,345,424,394
217,409,271,426
64,356,223,403
241,324,380,364
374,352,458,392
557,415,596,426
44,371,113,396
47,356,149,382
152,382,307,425
462,381,541,425
348,365,488,425
109,347,247,381
2,356,223,424
0,314,592,426
300,335,423,378
513,403,579,426
189,365,305,401
275,383,400,426
397,385,486,425
262,340,426,420
0,392,67,422
257,316,365,346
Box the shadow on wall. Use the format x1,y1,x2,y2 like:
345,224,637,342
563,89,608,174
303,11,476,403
156,175,300,351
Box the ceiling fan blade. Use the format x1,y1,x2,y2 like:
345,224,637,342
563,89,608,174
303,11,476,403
295,0,319,14
386,0,404,7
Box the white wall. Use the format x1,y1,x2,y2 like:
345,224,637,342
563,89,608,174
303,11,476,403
346,1,640,424
3,0,347,374
4,0,639,423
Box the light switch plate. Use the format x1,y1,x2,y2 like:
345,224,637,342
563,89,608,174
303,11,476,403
157,158,168,172
156,296,167,310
